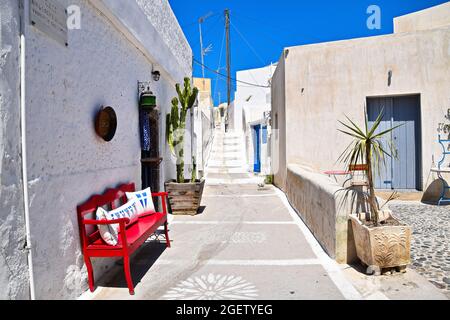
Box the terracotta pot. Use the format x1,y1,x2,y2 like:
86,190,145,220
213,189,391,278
349,212,411,271
165,179,205,216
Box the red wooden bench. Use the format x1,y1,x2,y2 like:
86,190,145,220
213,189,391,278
77,182,170,295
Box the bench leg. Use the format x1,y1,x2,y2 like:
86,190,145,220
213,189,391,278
164,221,171,248
84,256,95,293
123,255,135,295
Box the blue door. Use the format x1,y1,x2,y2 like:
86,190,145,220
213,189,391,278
367,95,421,190
368,97,394,189
253,125,261,173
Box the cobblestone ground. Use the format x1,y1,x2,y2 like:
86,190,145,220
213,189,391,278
390,202,450,298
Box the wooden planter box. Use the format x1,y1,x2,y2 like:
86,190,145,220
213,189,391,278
349,213,411,272
165,179,205,216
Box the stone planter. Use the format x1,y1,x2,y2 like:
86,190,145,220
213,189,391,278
165,179,205,216
349,212,411,273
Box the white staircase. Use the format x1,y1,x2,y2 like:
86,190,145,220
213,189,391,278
205,129,264,185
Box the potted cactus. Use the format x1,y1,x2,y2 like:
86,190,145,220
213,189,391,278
165,78,205,215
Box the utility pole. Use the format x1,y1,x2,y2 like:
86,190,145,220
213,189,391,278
225,9,231,133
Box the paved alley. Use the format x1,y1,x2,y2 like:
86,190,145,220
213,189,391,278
86,186,359,300
2,0,449,302
83,131,361,300
81,130,447,300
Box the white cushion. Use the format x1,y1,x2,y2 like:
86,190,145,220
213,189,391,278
96,207,119,246
96,198,144,245
126,187,156,214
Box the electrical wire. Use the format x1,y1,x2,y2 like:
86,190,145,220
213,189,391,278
199,15,223,45
220,9,290,47
231,14,286,49
230,21,266,66
229,21,271,93
232,10,291,32
193,58,270,88
193,10,278,102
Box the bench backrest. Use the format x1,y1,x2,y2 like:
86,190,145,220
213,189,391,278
76,183,136,249
348,164,369,172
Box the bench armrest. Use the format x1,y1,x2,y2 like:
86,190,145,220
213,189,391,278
150,192,169,216
152,192,169,197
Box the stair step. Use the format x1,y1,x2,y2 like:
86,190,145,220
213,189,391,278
207,130,248,177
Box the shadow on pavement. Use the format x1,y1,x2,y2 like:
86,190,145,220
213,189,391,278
96,240,168,289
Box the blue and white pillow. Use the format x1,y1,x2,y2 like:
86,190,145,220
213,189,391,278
108,198,143,222
96,198,144,245
126,187,156,214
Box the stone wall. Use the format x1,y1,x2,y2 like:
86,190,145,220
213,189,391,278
286,164,358,264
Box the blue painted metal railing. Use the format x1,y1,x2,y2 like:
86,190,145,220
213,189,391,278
436,135,450,205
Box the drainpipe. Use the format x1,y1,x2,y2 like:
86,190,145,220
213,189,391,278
191,73,196,179
19,0,35,300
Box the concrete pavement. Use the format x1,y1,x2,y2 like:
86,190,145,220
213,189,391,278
82,182,360,300
80,130,447,300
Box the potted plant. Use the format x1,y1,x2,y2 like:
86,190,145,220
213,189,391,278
165,78,205,215
338,109,411,274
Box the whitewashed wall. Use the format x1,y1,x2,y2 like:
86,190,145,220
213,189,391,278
193,79,214,174
0,0,192,300
271,5,450,200
235,65,275,173
0,0,30,300
135,0,191,78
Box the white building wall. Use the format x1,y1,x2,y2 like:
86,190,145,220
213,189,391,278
0,0,30,300
235,65,275,173
394,2,450,33
272,5,449,202
1,0,192,300
193,79,214,175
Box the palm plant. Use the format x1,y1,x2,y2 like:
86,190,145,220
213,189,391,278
338,109,402,226
166,77,199,183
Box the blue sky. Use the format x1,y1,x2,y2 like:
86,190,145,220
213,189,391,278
169,0,448,106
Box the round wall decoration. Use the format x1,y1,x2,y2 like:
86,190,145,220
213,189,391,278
95,106,117,142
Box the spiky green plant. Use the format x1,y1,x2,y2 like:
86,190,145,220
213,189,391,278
337,109,402,226
166,77,199,183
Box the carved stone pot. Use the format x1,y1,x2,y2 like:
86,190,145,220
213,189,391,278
349,213,411,272
165,179,205,216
